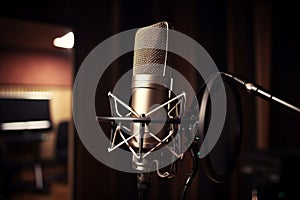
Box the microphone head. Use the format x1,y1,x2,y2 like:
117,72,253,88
133,21,170,77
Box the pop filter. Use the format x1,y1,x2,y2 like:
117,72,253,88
198,72,243,183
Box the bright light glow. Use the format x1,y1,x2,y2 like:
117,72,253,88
53,31,74,49
0,92,52,100
1,120,51,131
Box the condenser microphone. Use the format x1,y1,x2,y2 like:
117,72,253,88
131,21,175,200
131,21,171,169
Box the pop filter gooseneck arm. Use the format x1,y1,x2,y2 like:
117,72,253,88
221,72,300,114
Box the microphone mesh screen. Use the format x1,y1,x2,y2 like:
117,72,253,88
133,21,169,76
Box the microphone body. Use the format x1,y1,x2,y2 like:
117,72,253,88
130,75,171,151
130,75,174,170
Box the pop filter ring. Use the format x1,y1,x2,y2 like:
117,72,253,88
198,72,243,183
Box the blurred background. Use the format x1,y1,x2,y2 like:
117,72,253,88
0,0,300,199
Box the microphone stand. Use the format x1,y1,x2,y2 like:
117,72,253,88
137,114,152,200
137,172,152,200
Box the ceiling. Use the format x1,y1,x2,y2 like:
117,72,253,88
0,17,73,54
